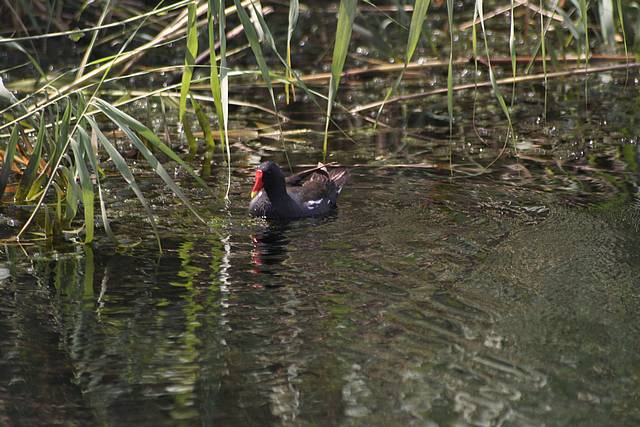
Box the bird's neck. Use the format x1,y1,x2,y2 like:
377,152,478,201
265,182,289,203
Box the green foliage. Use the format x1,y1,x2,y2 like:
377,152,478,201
0,126,19,199
323,0,358,159
0,0,635,248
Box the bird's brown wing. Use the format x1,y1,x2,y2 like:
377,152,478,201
285,163,336,186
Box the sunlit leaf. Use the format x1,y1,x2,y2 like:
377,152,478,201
0,125,20,199
93,98,208,188
70,135,94,244
285,0,299,103
16,115,46,202
192,95,215,150
179,2,199,124
374,0,431,126
232,0,278,119
92,99,206,225
323,0,358,159
88,119,162,251
78,126,117,243
447,0,454,136
598,0,615,48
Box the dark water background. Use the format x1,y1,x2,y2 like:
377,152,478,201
2,2,640,426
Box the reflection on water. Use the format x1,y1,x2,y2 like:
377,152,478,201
1,165,639,426
2,72,640,425
250,223,290,279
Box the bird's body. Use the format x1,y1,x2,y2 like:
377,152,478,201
249,161,348,219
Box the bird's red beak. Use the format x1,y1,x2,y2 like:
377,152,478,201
250,170,263,198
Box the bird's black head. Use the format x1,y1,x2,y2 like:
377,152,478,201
251,161,286,198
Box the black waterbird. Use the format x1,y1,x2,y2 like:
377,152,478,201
249,161,348,219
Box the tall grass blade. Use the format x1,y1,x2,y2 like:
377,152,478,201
93,98,208,188
192,95,215,150
578,0,589,63
616,0,629,60
598,0,616,48
446,0,454,137
233,0,280,121
578,0,589,103
79,126,118,243
179,2,199,125
208,0,231,199
540,0,548,120
53,100,72,171
243,0,350,147
0,40,47,81
235,0,291,168
61,166,80,225
208,0,226,152
477,0,514,148
525,0,559,75
70,136,95,244
286,0,299,104
323,0,358,159
17,3,157,240
76,0,111,80
0,126,19,199
16,115,46,202
89,119,162,250
374,0,431,126
509,0,516,105
93,99,206,225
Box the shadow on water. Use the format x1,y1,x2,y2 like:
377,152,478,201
250,222,291,279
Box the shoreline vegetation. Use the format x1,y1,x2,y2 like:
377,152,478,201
0,0,636,247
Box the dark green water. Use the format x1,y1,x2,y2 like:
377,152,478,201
2,0,640,423
2,60,640,427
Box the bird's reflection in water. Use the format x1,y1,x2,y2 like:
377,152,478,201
250,222,291,280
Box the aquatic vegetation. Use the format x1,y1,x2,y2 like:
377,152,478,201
0,0,636,246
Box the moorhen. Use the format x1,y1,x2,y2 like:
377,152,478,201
249,161,348,219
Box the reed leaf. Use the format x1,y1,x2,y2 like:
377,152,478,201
76,0,112,80
323,0,358,159
243,0,348,147
92,99,206,225
207,0,227,154
89,119,162,250
476,0,514,146
286,0,299,104
509,0,516,105
209,0,232,198
232,0,278,116
53,100,72,171
616,0,628,59
93,98,208,188
61,165,80,225
70,135,95,244
15,116,46,202
179,2,199,124
447,0,454,136
78,126,117,243
235,0,291,169
0,126,19,199
540,0,548,120
598,0,616,48
525,0,559,75
374,0,431,126
192,95,215,150
578,0,589,64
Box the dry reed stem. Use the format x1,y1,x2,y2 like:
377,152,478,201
351,62,640,113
